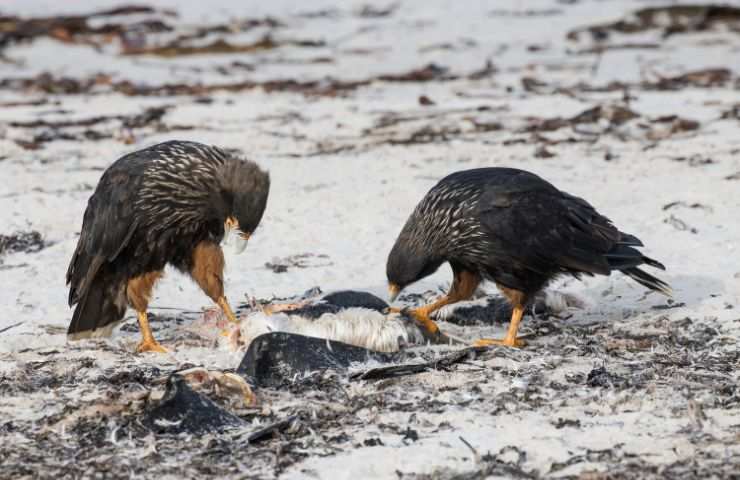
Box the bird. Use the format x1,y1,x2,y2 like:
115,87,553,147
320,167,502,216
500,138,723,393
386,167,670,347
66,140,269,353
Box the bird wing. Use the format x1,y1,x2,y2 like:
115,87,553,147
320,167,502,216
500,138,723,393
66,168,141,306
478,181,622,277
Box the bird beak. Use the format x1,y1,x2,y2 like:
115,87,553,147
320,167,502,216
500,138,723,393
224,217,249,254
388,283,401,303
232,232,249,254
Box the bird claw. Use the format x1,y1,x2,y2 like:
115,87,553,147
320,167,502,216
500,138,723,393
473,337,526,349
136,340,169,353
385,306,461,345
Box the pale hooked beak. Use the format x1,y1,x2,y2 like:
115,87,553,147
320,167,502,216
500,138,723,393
224,217,250,254
388,283,401,303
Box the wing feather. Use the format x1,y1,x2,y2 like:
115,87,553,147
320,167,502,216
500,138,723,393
479,184,622,277
67,167,141,306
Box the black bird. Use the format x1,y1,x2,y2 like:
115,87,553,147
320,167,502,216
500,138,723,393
66,140,269,352
386,168,670,347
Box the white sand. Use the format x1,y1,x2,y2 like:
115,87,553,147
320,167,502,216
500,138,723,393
1,0,738,477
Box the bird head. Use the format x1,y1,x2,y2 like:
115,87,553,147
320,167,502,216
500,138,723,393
218,158,270,254
386,231,444,302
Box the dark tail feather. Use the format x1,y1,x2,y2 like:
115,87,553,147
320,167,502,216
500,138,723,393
622,267,672,296
604,245,649,270
641,255,666,271
604,237,671,295
68,275,126,340
617,232,643,247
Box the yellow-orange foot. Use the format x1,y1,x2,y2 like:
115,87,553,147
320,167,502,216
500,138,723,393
136,340,169,353
385,307,458,344
473,337,527,348
408,309,451,344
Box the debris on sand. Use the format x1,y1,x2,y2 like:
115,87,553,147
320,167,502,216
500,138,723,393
0,7,289,58
265,253,332,273
145,375,246,434
643,115,700,141
585,365,629,388
350,347,488,381
517,104,702,143
356,3,400,19
521,68,735,96
642,68,733,90
0,5,171,53
401,444,538,479
122,34,325,57
245,416,298,444
567,5,740,41
6,105,195,149
0,63,462,100
0,231,45,257
534,145,556,158
522,104,640,133
175,367,257,409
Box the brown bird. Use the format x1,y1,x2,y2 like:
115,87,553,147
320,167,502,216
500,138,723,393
386,168,670,347
66,140,269,353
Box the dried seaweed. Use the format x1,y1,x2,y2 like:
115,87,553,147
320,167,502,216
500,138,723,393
0,7,294,59
522,104,639,133
123,35,325,57
568,5,740,41
569,42,660,54
145,375,246,434
644,68,732,90
0,62,463,99
350,347,487,381
521,68,734,97
0,5,171,52
246,416,298,444
6,105,192,149
356,3,400,18
401,445,538,479
264,253,332,273
641,115,700,141
2,302,738,478
0,231,45,256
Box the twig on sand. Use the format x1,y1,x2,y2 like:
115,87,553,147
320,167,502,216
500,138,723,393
460,436,482,464
0,322,24,334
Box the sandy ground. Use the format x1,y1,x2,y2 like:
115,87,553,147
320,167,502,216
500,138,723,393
1,0,739,478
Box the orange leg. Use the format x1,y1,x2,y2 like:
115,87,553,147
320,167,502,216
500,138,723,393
191,241,240,329
127,271,168,353
474,286,528,348
135,311,168,353
399,269,480,341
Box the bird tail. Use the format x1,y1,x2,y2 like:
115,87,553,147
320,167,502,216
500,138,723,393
605,235,672,296
68,273,127,340
621,266,672,297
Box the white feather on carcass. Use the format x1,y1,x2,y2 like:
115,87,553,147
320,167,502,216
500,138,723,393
238,308,425,353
